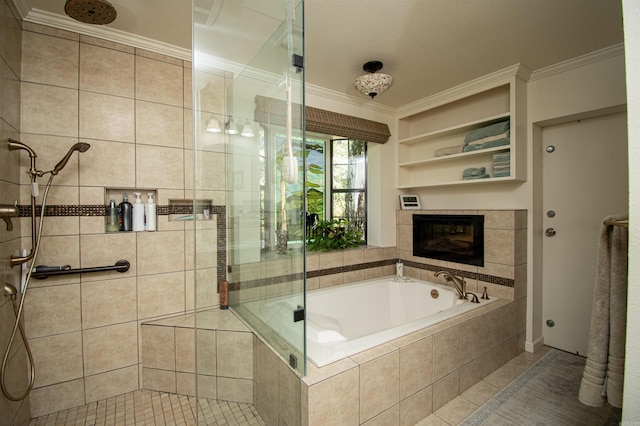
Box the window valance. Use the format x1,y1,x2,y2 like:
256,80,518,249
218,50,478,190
254,95,391,144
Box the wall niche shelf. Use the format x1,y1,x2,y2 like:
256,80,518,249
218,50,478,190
396,65,529,189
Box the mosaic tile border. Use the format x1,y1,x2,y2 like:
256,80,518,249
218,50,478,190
230,257,513,290
17,204,228,285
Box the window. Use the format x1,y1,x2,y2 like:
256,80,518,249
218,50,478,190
260,130,367,250
330,139,367,242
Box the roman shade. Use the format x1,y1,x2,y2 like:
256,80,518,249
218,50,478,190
254,95,391,144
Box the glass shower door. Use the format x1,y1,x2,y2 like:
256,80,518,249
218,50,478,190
193,0,305,424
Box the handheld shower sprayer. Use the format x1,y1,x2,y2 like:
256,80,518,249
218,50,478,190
50,142,91,175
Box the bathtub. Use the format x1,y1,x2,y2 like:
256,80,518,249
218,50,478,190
243,276,496,367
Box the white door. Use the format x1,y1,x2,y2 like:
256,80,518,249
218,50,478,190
542,111,628,355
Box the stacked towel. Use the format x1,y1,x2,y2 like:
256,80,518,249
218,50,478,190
493,152,510,177
462,167,490,180
463,120,511,152
434,145,464,157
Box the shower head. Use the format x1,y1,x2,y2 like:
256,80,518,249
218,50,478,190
51,143,91,175
65,0,117,25
8,139,37,158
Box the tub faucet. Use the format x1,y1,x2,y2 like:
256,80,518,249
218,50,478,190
434,270,468,300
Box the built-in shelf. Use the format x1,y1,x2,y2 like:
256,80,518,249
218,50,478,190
396,65,528,189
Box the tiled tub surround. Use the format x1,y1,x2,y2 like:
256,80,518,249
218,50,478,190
14,22,229,418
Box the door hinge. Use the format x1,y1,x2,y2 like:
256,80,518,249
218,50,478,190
293,305,305,322
292,54,303,72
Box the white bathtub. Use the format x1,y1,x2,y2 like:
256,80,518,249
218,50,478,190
244,276,496,367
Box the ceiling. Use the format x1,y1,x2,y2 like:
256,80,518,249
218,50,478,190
14,0,624,108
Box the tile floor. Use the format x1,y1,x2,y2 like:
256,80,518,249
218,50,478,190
29,345,616,426
28,390,265,426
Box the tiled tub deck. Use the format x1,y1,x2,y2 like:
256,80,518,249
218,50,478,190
140,292,524,425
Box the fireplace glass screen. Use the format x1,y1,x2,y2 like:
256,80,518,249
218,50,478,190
413,214,484,266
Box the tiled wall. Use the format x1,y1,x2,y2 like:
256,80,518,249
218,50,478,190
16,23,227,418
0,1,31,424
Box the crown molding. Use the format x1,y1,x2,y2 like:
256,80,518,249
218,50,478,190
396,64,530,118
21,8,192,61
529,43,624,81
305,83,396,116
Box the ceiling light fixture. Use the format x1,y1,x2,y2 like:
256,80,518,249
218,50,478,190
206,117,221,133
225,118,239,135
354,61,393,99
240,120,255,138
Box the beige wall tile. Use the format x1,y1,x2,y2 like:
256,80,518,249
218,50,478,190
21,82,78,137
217,330,253,379
196,374,217,399
433,326,460,382
460,316,483,366
175,327,195,373
278,362,301,426
196,329,217,376
176,372,196,396
21,31,78,88
308,368,359,426
24,283,81,338
29,379,85,418
78,139,136,188
363,405,399,426
84,365,138,403
484,229,515,265
81,277,137,329
217,377,253,403
195,149,226,191
400,385,432,426
79,91,135,142
136,56,183,107
79,232,136,283
80,43,134,98
459,357,482,394
318,251,343,269
30,332,83,388
137,272,185,319
481,210,515,229
400,336,433,400
360,351,399,423
136,100,184,148
482,308,502,353
143,368,176,393
141,324,175,371
135,144,184,189
83,321,138,376
137,230,185,275
432,370,459,412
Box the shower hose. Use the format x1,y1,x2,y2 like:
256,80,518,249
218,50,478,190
1,173,54,401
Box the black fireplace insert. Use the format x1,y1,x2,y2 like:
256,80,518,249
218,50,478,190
413,214,484,266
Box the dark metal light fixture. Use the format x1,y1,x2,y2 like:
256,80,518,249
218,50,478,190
354,61,393,99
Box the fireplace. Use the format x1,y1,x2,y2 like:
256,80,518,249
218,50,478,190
413,214,484,266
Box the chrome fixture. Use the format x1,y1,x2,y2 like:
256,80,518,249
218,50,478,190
51,142,91,175
64,0,117,25
354,61,393,99
434,270,468,300
2,139,90,401
0,202,18,231
206,117,222,133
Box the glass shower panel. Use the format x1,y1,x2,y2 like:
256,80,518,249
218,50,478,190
193,3,305,422
226,1,306,376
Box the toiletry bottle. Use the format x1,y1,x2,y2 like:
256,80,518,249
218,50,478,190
145,192,156,231
396,259,404,278
219,280,229,309
132,192,145,232
119,193,133,232
106,199,119,232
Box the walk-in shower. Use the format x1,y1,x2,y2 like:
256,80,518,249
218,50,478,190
1,139,90,401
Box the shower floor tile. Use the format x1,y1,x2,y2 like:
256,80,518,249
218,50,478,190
28,389,266,426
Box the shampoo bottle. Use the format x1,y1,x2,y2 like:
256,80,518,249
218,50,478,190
132,192,145,232
119,193,133,232
145,192,156,231
106,199,119,232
